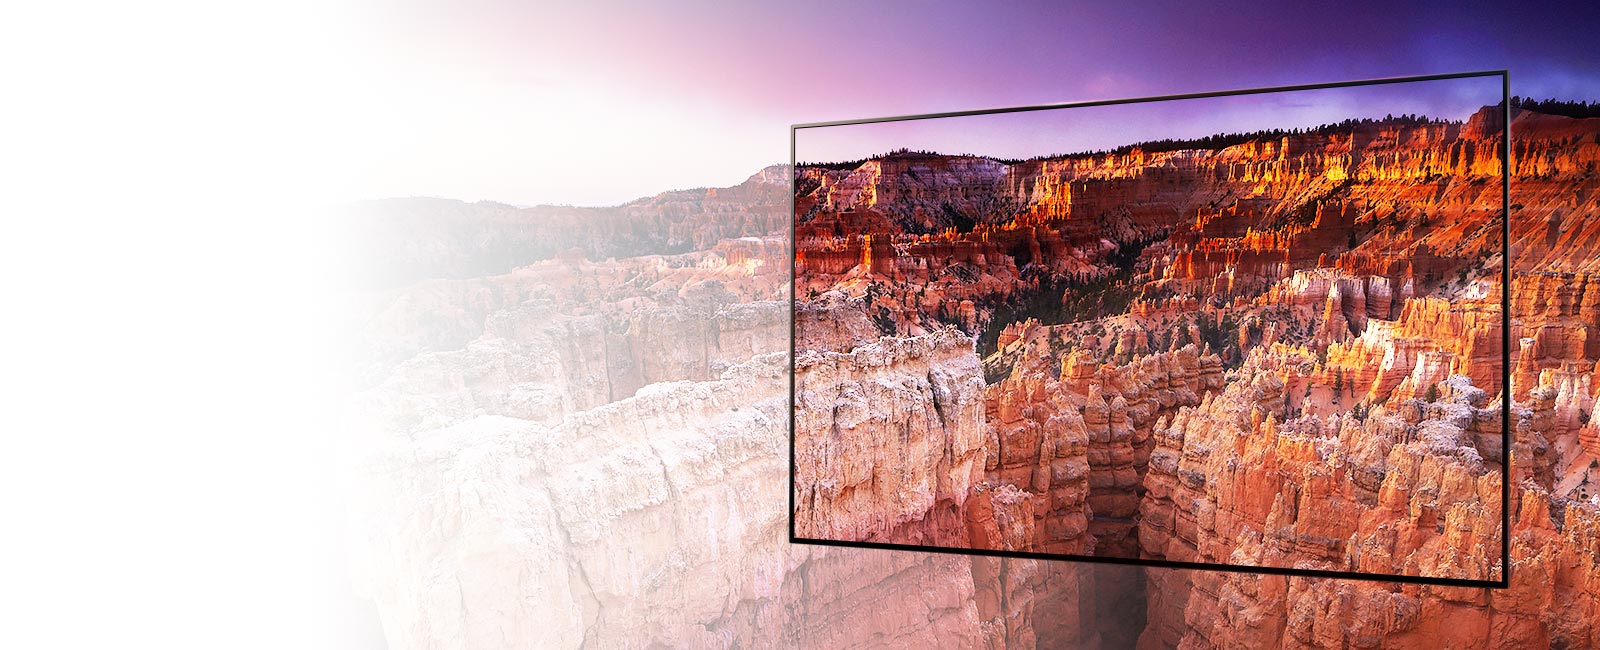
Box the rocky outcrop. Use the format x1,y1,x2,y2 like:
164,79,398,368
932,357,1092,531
981,369,1092,554
796,155,1016,235
1322,295,1504,404
974,322,1226,558
1140,358,1502,579
1133,369,1511,649
1140,480,1600,650
792,329,989,545
349,353,795,648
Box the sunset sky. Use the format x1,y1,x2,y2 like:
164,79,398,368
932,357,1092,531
334,1,1598,205
795,75,1504,164
7,2,1600,648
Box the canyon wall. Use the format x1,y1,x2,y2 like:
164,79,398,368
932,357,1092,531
345,215,1151,649
347,104,1600,650
792,327,988,546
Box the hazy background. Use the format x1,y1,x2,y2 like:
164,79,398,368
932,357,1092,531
2,1,1596,648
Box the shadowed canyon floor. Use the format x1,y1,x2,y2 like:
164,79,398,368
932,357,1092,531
347,104,1600,648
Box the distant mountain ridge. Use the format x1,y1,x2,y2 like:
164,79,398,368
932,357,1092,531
338,166,789,289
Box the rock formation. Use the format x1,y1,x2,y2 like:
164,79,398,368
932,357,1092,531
346,103,1600,650
342,202,1151,649
792,104,1600,646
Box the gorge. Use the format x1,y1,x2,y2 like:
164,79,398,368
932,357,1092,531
348,101,1600,648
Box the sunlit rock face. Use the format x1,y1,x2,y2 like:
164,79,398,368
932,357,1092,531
791,105,1600,647
795,105,1531,572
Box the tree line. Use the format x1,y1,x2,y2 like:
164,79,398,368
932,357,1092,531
1509,96,1600,119
797,111,1474,170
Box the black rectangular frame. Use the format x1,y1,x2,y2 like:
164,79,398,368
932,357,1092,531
788,70,1512,589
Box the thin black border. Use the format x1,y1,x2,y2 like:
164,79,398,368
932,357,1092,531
789,70,1511,590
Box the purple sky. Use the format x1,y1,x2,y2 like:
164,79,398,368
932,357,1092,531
339,0,1600,206
796,76,1504,164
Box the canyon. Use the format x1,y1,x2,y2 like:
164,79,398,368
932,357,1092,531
793,105,1520,585
347,102,1600,648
